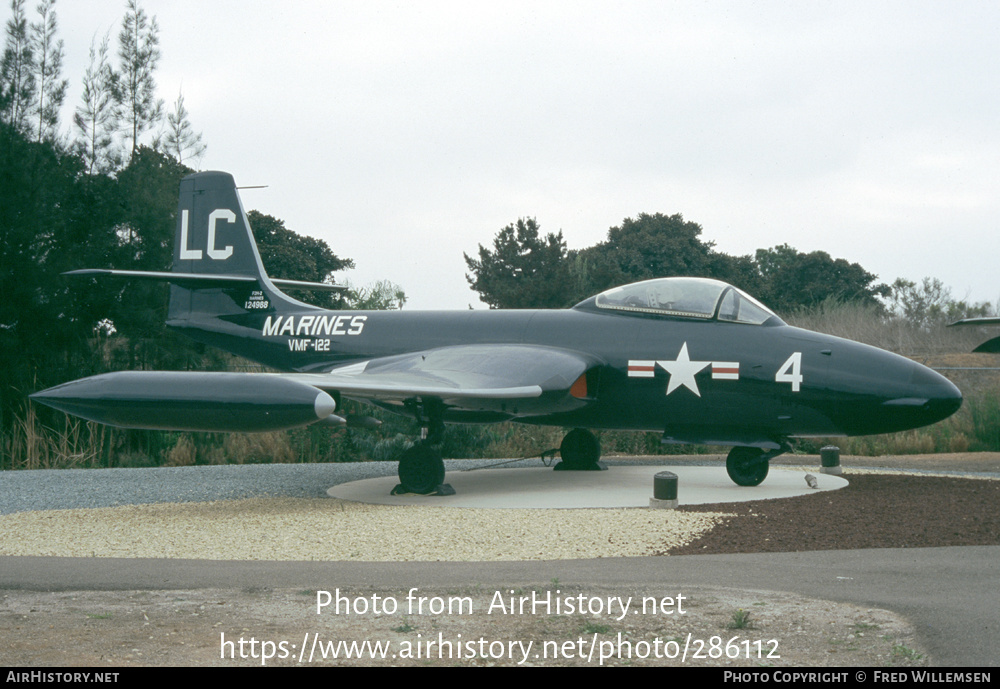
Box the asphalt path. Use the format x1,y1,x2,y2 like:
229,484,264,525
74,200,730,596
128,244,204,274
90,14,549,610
2,548,997,666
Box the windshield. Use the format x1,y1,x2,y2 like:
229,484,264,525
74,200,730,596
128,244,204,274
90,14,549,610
593,277,778,325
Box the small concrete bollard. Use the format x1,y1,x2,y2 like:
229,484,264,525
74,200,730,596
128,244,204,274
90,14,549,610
650,470,678,509
820,445,842,475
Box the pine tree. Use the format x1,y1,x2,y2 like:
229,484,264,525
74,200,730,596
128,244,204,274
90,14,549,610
157,90,205,165
74,31,119,174
0,0,35,134
29,0,67,142
116,0,162,159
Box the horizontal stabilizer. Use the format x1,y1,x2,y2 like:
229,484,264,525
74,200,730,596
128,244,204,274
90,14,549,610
63,269,345,291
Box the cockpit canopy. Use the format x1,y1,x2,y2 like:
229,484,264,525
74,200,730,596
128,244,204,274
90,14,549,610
589,277,781,325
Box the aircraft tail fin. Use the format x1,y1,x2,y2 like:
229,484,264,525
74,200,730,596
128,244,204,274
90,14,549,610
65,171,344,361
68,171,341,323
172,171,268,281
166,170,355,331
167,170,293,324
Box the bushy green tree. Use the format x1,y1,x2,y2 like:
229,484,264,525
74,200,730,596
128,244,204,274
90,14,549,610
464,217,572,308
247,210,354,308
753,244,889,314
466,213,889,314
597,212,713,283
567,212,738,302
248,210,353,282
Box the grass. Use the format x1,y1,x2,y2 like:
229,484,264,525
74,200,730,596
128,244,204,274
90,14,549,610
727,609,753,630
579,621,612,635
892,644,924,661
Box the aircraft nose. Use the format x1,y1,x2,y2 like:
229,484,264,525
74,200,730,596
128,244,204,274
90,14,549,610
911,363,963,422
881,362,962,426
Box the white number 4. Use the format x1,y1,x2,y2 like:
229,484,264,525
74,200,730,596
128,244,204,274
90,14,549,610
776,352,803,392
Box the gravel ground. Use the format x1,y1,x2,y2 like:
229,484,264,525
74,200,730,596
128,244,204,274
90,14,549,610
0,459,727,561
2,456,999,560
0,460,407,515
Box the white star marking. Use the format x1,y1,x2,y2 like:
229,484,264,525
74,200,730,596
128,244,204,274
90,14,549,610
657,342,711,397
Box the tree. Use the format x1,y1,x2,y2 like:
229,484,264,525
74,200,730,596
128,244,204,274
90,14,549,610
888,277,993,329
0,0,34,134
464,217,572,308
605,212,714,279
753,244,889,313
568,213,718,301
74,31,119,175
116,0,162,159
342,279,407,310
107,146,192,369
157,90,205,165
29,0,66,143
247,210,354,308
705,250,763,297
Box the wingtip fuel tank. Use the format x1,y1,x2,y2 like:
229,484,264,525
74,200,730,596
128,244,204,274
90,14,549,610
30,371,337,433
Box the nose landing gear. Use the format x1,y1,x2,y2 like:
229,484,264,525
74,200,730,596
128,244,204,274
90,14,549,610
726,446,784,486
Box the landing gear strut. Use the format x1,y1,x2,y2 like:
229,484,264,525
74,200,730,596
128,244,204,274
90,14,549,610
391,399,454,495
555,428,606,471
725,446,777,486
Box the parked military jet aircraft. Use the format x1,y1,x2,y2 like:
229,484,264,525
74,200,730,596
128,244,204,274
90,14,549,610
31,171,963,492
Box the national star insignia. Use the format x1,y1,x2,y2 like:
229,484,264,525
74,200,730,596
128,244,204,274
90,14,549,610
657,342,711,397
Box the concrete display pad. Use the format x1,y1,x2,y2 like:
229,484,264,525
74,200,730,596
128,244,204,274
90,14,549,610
327,464,848,508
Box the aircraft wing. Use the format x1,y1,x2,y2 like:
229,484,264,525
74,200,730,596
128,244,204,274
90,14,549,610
29,344,600,433
287,344,599,406
948,317,1000,327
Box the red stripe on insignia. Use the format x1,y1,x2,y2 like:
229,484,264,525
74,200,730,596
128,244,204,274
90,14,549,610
628,361,656,377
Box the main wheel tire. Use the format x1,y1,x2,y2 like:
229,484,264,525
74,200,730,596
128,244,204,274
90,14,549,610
726,446,770,486
397,443,445,494
559,428,601,469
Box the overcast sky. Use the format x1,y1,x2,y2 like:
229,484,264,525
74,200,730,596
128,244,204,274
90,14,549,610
36,1,1000,310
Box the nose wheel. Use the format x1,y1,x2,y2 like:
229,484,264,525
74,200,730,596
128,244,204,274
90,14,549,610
726,446,774,486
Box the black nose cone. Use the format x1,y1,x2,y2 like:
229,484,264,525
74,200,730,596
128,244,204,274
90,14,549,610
910,364,963,425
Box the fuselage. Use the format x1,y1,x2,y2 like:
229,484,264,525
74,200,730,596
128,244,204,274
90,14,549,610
170,293,963,449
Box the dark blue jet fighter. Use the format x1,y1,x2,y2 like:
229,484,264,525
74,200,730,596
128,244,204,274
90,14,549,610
32,171,963,493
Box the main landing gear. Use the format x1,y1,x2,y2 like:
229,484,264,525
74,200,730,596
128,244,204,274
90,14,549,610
395,442,446,494
726,446,783,487
555,428,606,471
391,400,454,496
